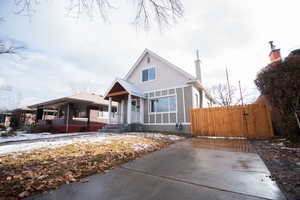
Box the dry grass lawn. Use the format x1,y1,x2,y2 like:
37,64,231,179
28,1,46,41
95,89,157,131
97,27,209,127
0,135,173,199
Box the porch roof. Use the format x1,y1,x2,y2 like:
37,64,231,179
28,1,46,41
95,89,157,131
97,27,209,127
29,93,117,109
104,78,145,100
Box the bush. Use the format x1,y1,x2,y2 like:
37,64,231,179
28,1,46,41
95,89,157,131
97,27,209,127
255,55,300,140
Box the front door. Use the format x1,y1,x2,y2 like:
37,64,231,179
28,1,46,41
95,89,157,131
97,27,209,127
131,99,140,123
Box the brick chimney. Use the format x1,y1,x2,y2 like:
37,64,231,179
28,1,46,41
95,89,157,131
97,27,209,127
269,41,281,62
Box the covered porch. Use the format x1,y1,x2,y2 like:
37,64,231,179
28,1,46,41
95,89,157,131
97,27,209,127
104,79,146,125
29,93,117,133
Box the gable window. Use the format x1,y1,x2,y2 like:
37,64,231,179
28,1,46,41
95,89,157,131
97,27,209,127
150,96,176,113
142,67,155,82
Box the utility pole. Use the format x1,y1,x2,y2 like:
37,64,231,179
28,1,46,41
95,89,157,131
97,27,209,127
238,80,244,106
225,67,231,106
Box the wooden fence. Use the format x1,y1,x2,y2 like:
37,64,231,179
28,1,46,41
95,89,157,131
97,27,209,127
190,104,274,139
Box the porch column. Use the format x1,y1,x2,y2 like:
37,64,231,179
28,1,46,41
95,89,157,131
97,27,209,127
121,100,124,123
36,108,44,122
127,94,132,124
108,97,112,124
63,103,74,133
140,98,144,124
86,107,91,131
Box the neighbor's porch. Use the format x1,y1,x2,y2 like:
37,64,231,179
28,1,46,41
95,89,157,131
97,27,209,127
30,97,117,133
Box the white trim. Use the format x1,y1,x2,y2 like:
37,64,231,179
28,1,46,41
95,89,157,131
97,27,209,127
120,100,124,123
148,111,177,114
175,88,178,122
124,49,195,81
168,96,170,123
148,96,177,114
147,97,150,123
182,87,186,122
127,94,132,124
108,97,112,124
144,122,191,125
144,84,189,94
148,93,177,99
140,66,157,83
140,98,144,124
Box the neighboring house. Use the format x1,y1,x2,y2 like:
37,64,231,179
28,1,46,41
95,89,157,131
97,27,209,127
104,49,215,133
0,112,11,127
11,107,38,127
27,93,117,133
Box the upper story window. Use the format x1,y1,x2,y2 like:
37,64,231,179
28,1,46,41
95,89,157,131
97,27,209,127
142,67,155,82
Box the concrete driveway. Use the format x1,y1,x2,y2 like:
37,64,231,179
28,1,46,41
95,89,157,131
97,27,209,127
28,138,286,200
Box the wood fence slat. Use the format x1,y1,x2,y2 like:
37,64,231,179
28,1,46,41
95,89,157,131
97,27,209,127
190,104,274,139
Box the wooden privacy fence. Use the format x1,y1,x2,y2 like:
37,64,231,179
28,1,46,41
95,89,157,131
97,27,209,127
190,104,274,139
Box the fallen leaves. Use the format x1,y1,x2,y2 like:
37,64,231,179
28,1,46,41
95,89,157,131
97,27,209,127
252,139,300,199
0,135,173,199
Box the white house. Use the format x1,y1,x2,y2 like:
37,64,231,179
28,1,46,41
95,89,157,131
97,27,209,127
103,49,215,134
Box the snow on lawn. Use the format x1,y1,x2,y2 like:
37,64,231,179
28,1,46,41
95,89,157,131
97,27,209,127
125,132,184,141
0,131,91,143
0,132,184,155
0,135,171,199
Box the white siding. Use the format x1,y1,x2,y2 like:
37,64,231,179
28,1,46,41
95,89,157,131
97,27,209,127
192,86,200,108
126,53,190,92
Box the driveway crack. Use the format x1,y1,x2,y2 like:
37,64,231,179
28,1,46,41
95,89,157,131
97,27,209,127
120,166,276,200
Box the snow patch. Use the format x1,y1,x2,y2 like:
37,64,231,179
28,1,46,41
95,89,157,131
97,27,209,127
0,131,89,143
0,132,183,155
130,142,153,151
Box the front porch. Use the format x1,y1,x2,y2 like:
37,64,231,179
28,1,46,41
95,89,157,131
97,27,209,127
105,79,146,131
29,93,117,133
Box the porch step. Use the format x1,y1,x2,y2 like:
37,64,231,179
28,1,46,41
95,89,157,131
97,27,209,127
100,123,144,133
100,124,129,133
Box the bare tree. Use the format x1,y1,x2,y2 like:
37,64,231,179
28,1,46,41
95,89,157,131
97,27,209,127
0,18,25,55
0,40,25,55
209,83,256,106
13,0,184,29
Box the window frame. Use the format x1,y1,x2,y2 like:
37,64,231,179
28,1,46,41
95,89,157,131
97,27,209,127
141,67,156,82
149,95,177,114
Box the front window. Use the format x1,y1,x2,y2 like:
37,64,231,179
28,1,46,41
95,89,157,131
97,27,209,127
142,67,155,82
150,96,176,113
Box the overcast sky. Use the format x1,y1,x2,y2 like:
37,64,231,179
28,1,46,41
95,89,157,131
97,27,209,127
0,0,299,109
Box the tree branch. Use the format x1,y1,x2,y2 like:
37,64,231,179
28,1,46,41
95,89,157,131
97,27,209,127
12,0,184,29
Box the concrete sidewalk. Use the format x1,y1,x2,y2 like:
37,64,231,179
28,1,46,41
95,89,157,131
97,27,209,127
28,138,286,200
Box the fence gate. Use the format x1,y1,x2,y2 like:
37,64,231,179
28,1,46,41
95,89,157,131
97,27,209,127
190,104,274,139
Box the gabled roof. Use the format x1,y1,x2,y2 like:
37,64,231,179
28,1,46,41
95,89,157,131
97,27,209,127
104,78,145,99
124,49,196,81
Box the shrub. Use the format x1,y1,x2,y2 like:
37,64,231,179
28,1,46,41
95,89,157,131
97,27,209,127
255,55,300,140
